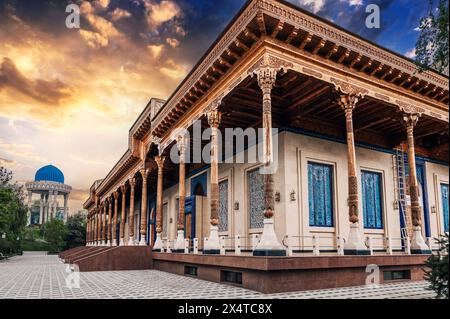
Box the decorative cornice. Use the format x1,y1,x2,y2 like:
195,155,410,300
257,0,448,88
330,78,369,98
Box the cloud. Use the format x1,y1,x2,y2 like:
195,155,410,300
343,0,363,6
0,138,48,163
110,8,132,21
159,59,188,79
298,0,326,13
144,0,182,28
0,157,17,167
147,44,164,58
166,37,180,48
95,0,110,10
0,57,73,105
404,48,416,59
79,29,109,48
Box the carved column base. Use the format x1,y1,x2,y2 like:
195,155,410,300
106,240,111,246
128,236,135,246
139,235,147,246
119,238,125,246
344,223,370,255
204,225,221,255
173,230,186,253
411,226,432,254
100,240,105,246
153,233,164,252
112,239,117,247
253,218,286,256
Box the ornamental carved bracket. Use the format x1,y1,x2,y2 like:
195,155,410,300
330,78,369,98
248,54,294,82
396,100,425,116
203,94,224,117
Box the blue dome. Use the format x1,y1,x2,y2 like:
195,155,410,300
35,165,65,184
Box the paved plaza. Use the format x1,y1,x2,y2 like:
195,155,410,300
0,252,436,299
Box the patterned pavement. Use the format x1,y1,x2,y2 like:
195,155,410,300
0,252,437,299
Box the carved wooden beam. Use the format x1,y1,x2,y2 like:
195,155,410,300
226,48,240,60
256,12,266,35
337,48,350,63
244,27,259,42
360,59,373,72
234,39,249,51
299,33,312,49
271,20,284,38
312,39,326,55
325,44,338,59
286,27,298,44
349,53,362,68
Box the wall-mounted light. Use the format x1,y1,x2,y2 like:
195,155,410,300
234,201,240,210
393,200,399,210
275,191,281,202
169,218,173,224
290,190,296,201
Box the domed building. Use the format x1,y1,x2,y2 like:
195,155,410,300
25,165,72,225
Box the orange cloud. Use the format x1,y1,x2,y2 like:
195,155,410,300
144,0,182,28
166,37,180,48
0,57,73,105
110,8,132,21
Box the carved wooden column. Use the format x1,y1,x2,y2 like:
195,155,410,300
112,191,119,246
403,113,431,254
174,136,187,252
338,94,369,255
204,107,222,254
252,65,286,256
86,216,90,246
98,204,103,246
139,167,150,246
128,178,136,246
94,208,100,246
102,201,107,246
119,185,127,246
153,156,166,251
107,196,112,246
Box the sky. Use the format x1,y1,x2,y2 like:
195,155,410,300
0,0,432,213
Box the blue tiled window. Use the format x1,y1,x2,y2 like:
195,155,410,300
308,162,334,227
219,180,229,232
247,169,264,229
361,171,383,229
441,184,449,233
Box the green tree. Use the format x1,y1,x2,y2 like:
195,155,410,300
424,234,449,299
0,167,27,254
64,212,86,250
41,219,68,254
415,0,449,75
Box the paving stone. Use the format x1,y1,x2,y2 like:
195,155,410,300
0,252,436,299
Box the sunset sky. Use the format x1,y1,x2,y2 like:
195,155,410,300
0,0,432,213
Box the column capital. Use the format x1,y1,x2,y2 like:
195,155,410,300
155,156,166,171
256,67,277,93
207,109,222,128
139,167,150,181
176,135,188,155
403,113,420,129
338,94,359,112
120,184,127,194
129,177,136,189
113,191,119,200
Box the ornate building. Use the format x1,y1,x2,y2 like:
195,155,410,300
26,165,72,225
77,0,449,292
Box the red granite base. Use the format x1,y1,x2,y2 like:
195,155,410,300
71,246,153,272
152,253,430,293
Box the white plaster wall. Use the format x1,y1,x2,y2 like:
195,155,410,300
424,162,449,243
156,130,448,252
